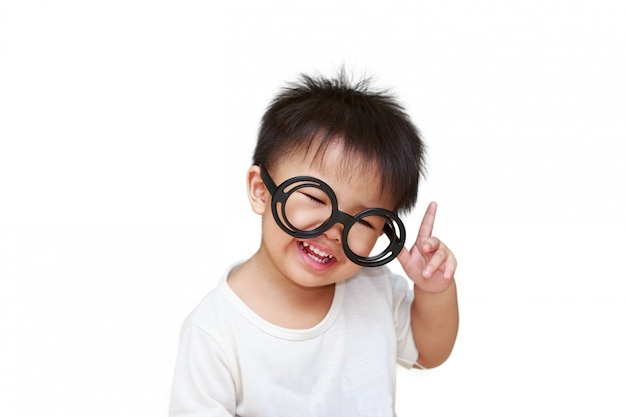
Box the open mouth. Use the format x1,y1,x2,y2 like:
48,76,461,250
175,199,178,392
299,241,335,265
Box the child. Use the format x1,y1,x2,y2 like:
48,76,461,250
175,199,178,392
169,71,459,416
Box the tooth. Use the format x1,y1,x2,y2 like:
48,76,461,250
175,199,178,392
301,241,333,259
312,246,327,257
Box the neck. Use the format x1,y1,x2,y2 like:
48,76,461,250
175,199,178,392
226,247,336,330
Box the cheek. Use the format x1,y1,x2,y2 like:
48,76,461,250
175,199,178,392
346,239,377,258
262,213,279,235
261,213,293,246
346,225,381,257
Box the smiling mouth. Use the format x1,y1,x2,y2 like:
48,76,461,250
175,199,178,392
299,241,335,264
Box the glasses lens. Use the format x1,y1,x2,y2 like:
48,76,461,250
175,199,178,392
346,213,398,259
279,183,333,234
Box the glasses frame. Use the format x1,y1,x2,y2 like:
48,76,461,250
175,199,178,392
259,165,406,267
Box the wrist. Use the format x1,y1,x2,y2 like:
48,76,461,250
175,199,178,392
413,277,456,296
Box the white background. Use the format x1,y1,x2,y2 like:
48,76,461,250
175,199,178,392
1,1,625,415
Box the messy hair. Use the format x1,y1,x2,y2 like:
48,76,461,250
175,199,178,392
252,70,426,213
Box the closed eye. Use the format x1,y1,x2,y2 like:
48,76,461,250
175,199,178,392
303,193,325,205
358,219,375,229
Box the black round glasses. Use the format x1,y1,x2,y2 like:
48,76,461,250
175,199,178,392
260,165,406,267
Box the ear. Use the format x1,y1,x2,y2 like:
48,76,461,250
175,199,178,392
246,165,269,215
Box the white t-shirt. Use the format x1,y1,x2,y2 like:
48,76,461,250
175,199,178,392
169,264,418,417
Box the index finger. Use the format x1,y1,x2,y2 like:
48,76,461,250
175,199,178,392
417,201,438,244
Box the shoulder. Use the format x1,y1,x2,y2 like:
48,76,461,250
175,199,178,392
183,262,245,333
183,281,239,341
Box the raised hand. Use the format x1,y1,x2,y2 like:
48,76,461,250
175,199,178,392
396,202,457,294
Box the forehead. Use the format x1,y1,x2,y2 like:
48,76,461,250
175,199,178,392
271,143,395,210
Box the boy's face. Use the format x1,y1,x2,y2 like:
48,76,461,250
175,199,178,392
250,144,396,288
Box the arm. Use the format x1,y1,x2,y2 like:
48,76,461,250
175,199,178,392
397,202,459,369
411,278,458,368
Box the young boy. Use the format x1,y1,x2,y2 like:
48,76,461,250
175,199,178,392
169,71,459,416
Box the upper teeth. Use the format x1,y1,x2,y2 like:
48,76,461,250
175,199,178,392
302,242,333,258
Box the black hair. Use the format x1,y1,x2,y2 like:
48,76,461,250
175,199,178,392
252,69,426,213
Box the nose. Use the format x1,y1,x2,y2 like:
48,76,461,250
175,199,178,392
323,221,344,243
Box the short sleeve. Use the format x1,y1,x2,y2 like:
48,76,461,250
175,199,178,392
169,322,238,417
